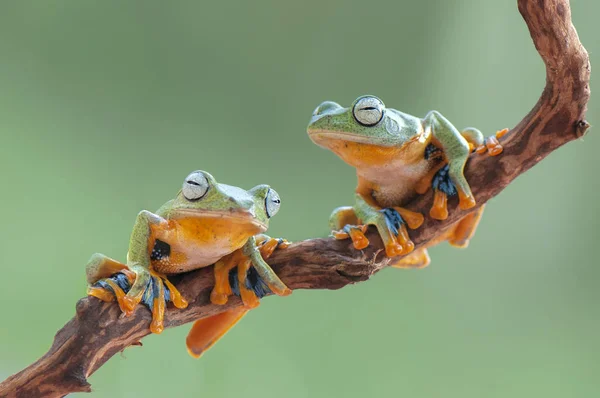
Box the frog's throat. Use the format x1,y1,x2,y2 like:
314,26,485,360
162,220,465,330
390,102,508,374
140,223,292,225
309,129,429,168
170,210,268,232
308,129,428,149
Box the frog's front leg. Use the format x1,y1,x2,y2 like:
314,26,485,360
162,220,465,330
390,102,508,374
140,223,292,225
329,206,370,250
86,253,187,334
243,236,292,297
331,194,423,258
124,211,188,333
255,233,290,259
423,111,475,211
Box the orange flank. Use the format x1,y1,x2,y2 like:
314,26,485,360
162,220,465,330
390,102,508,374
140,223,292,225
149,215,264,274
430,190,449,220
186,309,248,358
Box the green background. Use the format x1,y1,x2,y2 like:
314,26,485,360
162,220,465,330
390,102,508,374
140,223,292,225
0,1,598,397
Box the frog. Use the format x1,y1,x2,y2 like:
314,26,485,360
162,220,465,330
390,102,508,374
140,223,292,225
85,170,291,358
307,95,507,267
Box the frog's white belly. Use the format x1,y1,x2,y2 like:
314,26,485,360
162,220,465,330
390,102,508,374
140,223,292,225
359,158,433,208
179,241,241,268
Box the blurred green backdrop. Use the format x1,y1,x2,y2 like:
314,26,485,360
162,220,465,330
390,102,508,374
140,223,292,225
0,1,598,397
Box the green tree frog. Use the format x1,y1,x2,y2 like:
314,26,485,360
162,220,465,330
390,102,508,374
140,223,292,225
307,95,506,267
86,170,291,357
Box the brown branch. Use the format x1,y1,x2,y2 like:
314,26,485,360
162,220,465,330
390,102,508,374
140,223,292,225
0,1,590,397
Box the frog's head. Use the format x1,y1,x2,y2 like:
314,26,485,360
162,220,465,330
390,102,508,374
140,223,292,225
307,95,424,168
166,170,281,234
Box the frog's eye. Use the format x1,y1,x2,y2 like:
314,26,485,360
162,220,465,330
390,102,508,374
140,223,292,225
182,171,209,201
353,96,385,126
265,189,281,218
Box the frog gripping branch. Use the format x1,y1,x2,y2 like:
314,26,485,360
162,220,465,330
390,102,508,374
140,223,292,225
307,96,507,266
0,1,590,397
85,170,291,354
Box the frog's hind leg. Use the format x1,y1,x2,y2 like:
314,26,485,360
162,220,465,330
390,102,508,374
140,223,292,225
211,251,243,305
85,253,129,284
186,308,248,358
389,248,431,269
329,206,370,250
86,253,136,307
448,205,485,248
460,127,484,151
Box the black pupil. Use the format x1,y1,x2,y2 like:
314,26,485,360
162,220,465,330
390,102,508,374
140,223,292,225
187,180,201,186
361,106,378,111
273,199,280,203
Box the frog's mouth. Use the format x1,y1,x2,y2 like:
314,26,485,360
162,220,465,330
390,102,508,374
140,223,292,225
173,209,268,231
308,128,403,148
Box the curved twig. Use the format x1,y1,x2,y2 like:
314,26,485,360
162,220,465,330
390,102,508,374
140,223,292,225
0,1,590,397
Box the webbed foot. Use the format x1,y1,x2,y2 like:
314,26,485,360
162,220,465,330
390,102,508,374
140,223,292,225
332,225,370,250
330,204,423,258
476,128,508,156
87,254,188,334
211,237,290,308
430,164,455,220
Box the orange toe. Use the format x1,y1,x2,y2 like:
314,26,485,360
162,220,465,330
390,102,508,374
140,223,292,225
486,136,503,156
385,242,404,257
458,192,476,210
495,128,509,139
430,190,449,220
332,230,350,240
348,228,370,250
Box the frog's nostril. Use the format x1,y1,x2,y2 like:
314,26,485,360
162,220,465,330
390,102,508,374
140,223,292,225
313,101,342,116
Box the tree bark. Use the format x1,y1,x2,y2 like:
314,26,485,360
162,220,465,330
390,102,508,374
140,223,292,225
0,1,590,397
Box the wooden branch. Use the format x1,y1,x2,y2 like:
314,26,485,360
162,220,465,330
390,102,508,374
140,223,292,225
0,1,590,397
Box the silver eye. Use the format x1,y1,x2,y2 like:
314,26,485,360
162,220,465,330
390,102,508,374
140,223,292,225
265,189,281,218
353,96,384,126
182,171,209,201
